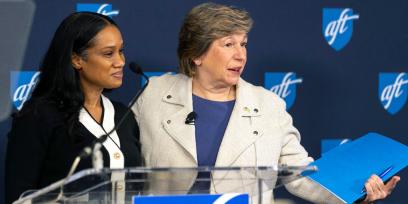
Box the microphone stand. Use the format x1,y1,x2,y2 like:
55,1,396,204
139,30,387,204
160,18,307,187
53,62,149,202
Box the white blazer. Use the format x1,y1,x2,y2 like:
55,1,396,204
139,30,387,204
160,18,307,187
132,73,342,204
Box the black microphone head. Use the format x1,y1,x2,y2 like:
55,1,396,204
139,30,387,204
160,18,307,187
129,62,142,74
185,111,197,125
188,111,197,118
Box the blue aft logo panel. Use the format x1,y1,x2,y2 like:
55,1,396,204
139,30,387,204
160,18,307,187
76,3,119,17
378,72,408,115
264,72,302,110
322,8,359,51
10,71,40,110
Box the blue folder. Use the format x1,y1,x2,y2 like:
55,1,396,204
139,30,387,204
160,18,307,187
307,132,408,203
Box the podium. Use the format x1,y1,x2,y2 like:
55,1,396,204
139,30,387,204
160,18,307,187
13,166,316,204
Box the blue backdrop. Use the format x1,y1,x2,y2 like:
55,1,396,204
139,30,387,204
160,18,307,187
1,1,408,203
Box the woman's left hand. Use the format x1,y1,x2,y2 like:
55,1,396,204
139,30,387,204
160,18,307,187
362,175,400,203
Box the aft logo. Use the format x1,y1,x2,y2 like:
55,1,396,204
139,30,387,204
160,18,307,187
378,72,408,115
10,71,40,110
264,72,303,110
76,3,119,17
322,8,359,51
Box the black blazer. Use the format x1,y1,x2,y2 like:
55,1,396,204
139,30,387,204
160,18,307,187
5,100,142,204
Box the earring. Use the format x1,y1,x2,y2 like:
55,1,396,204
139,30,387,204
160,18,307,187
194,59,201,66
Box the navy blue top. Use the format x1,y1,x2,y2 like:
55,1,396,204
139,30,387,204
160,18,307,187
193,94,235,166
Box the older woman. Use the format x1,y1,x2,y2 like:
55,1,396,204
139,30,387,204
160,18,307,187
132,3,399,203
6,12,142,204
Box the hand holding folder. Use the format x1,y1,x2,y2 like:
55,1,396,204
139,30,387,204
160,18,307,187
358,173,400,203
361,165,393,193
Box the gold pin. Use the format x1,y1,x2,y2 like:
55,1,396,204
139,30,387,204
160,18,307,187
114,152,121,160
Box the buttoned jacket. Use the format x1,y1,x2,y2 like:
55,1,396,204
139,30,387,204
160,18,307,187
132,73,341,204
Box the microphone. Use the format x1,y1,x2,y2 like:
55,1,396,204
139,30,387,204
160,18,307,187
129,62,142,74
185,111,197,125
55,62,149,202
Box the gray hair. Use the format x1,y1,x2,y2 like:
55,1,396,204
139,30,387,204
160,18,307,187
177,2,253,77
